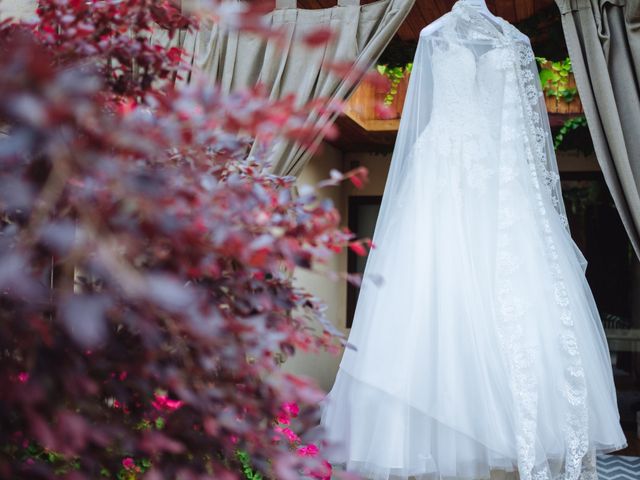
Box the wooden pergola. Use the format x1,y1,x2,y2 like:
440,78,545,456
300,0,579,153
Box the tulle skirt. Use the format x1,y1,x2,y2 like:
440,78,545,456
319,121,627,480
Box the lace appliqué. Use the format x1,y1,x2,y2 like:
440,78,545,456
508,24,590,480
493,49,540,480
447,4,591,479
428,7,593,477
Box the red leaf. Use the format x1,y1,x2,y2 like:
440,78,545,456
365,70,392,89
303,28,334,47
167,47,184,63
346,166,369,189
349,175,363,189
348,241,367,257
374,102,396,119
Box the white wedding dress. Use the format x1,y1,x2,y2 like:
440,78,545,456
319,3,627,480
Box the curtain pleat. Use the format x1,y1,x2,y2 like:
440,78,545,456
0,0,38,21
556,0,640,259
172,0,415,176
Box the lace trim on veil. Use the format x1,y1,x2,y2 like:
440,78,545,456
511,38,590,480
448,4,591,479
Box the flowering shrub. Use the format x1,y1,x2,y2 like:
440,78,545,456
275,403,332,480
0,0,369,478
236,402,331,480
33,0,193,98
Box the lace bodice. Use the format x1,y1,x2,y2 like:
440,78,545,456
430,43,510,127
430,44,477,122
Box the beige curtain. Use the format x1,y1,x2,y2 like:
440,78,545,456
556,0,640,259
2,0,414,176
0,0,38,21
155,0,415,176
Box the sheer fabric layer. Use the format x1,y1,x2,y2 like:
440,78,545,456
319,2,627,480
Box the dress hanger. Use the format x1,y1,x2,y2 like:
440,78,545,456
459,0,504,32
457,0,530,43
420,0,529,44
458,0,493,17
420,0,496,37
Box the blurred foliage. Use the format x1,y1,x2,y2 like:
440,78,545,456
0,1,366,479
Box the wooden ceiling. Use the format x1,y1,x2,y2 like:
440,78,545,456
297,0,556,42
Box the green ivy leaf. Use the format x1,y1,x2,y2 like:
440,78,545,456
554,115,587,149
539,69,555,87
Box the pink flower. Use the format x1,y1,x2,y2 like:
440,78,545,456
276,402,299,426
230,435,239,445
165,398,183,410
297,444,319,457
122,457,135,470
276,413,290,425
152,393,184,412
281,402,299,418
17,372,29,383
274,425,300,443
303,459,332,480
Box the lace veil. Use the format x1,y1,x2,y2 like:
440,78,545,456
372,1,586,270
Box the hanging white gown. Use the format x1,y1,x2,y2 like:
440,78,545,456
319,2,627,480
